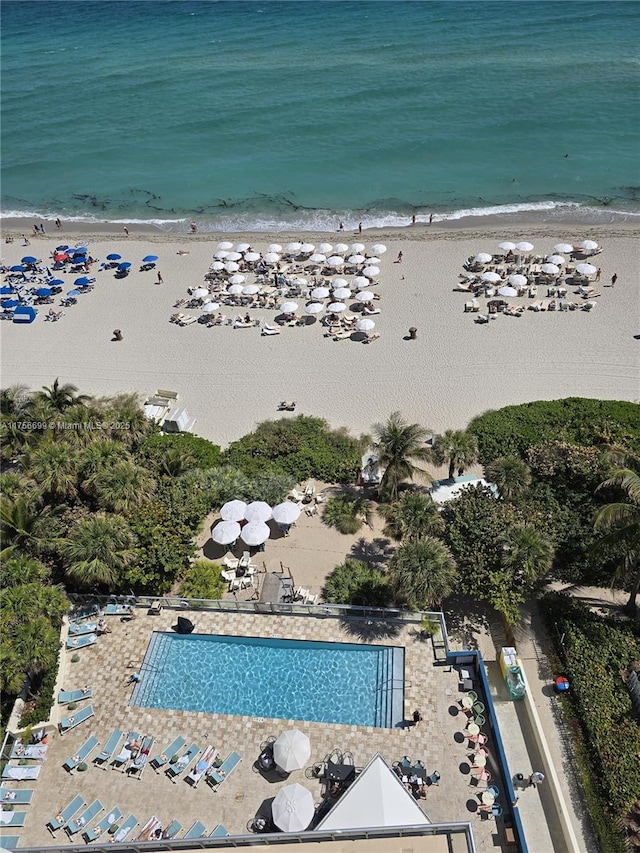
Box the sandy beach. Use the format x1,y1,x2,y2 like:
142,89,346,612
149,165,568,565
1,222,638,447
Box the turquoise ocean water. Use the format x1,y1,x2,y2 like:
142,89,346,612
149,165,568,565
1,0,639,231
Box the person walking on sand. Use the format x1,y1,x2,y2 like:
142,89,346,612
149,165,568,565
527,771,545,789
611,273,617,286
157,271,163,284
123,226,129,237
396,251,403,263
429,213,434,224
595,267,601,281
55,217,62,229
338,221,344,231
358,221,362,233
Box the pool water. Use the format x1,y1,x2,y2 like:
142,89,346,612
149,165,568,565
131,633,404,728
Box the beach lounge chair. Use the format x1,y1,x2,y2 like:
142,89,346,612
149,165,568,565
186,745,218,787
184,820,206,840
82,807,123,843
110,731,140,771
0,838,19,850
1,790,33,806
0,812,26,828
59,703,94,734
47,795,86,836
277,401,296,411
239,551,251,568
65,799,104,837
180,316,198,326
66,633,97,650
126,734,154,779
9,742,48,761
209,824,229,837
1,764,41,781
93,729,123,768
68,621,98,636
166,742,200,782
109,813,138,843
150,735,186,773
206,750,242,789
58,686,92,704
304,481,315,497
163,819,182,839
262,323,280,335
364,332,381,343
103,603,132,616
63,734,100,773
136,816,162,841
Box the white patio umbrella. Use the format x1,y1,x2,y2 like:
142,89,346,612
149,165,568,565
211,520,241,545
311,287,330,300
273,730,311,773
481,271,501,283
498,241,516,251
268,243,283,253
318,243,333,254
554,243,574,254
327,256,344,267
576,263,597,276
210,261,225,271
285,242,302,254
371,243,387,254
515,241,534,252
201,301,220,313
218,241,233,250
356,290,374,302
351,242,365,253
474,253,492,264
228,274,246,285
280,301,299,314
308,254,326,264
364,256,380,265
214,250,229,260
304,302,323,315
348,255,366,264
327,301,346,312
244,501,272,523
242,284,260,295
498,286,518,297
580,240,599,251
244,252,261,262
333,277,349,287
272,502,301,525
508,274,528,287
363,266,379,278
352,276,369,288
356,318,375,331
264,252,280,264
192,287,209,299
226,251,242,261
546,255,565,265
241,521,270,546
236,242,251,253
299,243,315,254
541,263,559,275
224,261,240,272
272,783,314,833
332,287,351,300
334,242,349,253
220,499,247,521
227,284,244,295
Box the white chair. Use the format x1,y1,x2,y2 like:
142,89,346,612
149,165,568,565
223,556,239,570
294,586,309,602
304,481,315,497
221,570,236,583
239,551,250,568
304,592,318,605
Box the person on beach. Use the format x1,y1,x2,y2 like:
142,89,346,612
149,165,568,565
429,213,434,224
33,224,39,236
123,226,129,237
411,214,416,225
412,709,423,725
22,235,29,245
40,223,46,234
527,771,545,788
338,221,344,231
358,221,363,233
595,267,601,281
396,251,403,263
157,271,163,284
55,218,62,229
611,273,617,286
190,221,197,233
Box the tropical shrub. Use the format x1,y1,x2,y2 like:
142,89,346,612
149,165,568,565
136,433,221,475
125,502,196,594
323,559,392,607
178,560,226,600
388,537,458,610
322,495,371,535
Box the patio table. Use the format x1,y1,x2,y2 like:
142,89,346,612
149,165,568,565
326,762,356,783
481,790,495,806
461,695,474,710
472,754,486,769
467,722,480,737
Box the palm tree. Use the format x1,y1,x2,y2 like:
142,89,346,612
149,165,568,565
501,525,554,586
88,461,155,512
100,393,151,448
62,514,136,589
485,456,532,501
0,497,52,559
594,459,640,616
388,537,458,610
37,378,91,413
79,440,131,480
379,491,444,542
429,429,478,480
0,384,32,416
373,411,432,502
25,442,80,501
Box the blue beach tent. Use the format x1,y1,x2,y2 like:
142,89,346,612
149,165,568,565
117,262,132,269
1,299,19,308
49,278,65,286
13,306,37,323
74,277,93,286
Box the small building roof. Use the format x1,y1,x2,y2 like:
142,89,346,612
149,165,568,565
429,474,497,504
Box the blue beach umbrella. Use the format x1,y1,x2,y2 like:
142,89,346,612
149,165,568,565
10,265,26,272
49,278,65,286
71,246,88,254
106,253,122,261
21,256,37,264
56,245,70,252
36,287,52,297
74,277,93,286
117,262,131,269
1,299,19,308
71,257,86,266
0,285,15,295
67,289,82,297
142,255,158,263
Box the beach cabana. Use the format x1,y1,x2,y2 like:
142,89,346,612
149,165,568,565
12,306,37,324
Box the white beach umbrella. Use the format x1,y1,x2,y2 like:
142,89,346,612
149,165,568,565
515,241,534,252
541,263,559,275
273,730,311,773
356,290,374,302
272,784,314,833
481,271,501,283
351,243,365,253
214,250,229,260
327,256,345,267
272,502,301,525
201,301,220,313
576,263,597,276
192,287,209,299
220,499,247,521
348,255,366,265
327,302,346,313
474,253,492,264
285,242,302,254
299,243,315,254
242,284,260,295
554,243,574,254
371,243,387,254
244,252,261,262
304,302,324,315
334,242,349,253
264,252,280,263
308,254,326,264
498,286,518,297
579,240,599,251
508,274,528,287
352,276,369,288
333,277,349,287
244,501,272,523
224,261,240,272
218,241,233,250
356,318,375,331
498,241,516,251
291,277,308,286
332,287,351,300
228,274,246,285
227,284,244,295
241,521,271,546
364,257,380,265
236,242,251,253
279,301,298,313
318,243,333,254
211,520,241,545
546,255,565,265
363,266,379,278
311,287,330,300
210,261,225,271
268,243,283,253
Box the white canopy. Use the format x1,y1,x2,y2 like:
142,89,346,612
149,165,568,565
240,521,271,546
217,241,233,250
332,287,351,300
299,243,315,253
285,242,302,253
268,243,283,253
318,243,333,254
311,287,330,300
192,287,209,299
481,271,501,283
279,301,298,313
201,302,220,313
356,318,375,331
540,263,559,275
498,241,516,251
244,252,261,262
363,266,379,278
508,274,527,287
515,241,534,252
264,252,280,263
228,274,246,285
580,239,599,251
308,253,326,264
554,243,574,254
236,242,251,253
546,254,565,265
576,262,597,276
334,242,349,253
304,302,324,315
244,501,272,523
211,520,241,545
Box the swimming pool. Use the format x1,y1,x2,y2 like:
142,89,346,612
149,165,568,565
131,633,404,728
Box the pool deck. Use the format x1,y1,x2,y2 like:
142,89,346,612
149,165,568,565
11,607,506,850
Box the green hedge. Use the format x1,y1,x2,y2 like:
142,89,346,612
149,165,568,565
19,664,57,729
